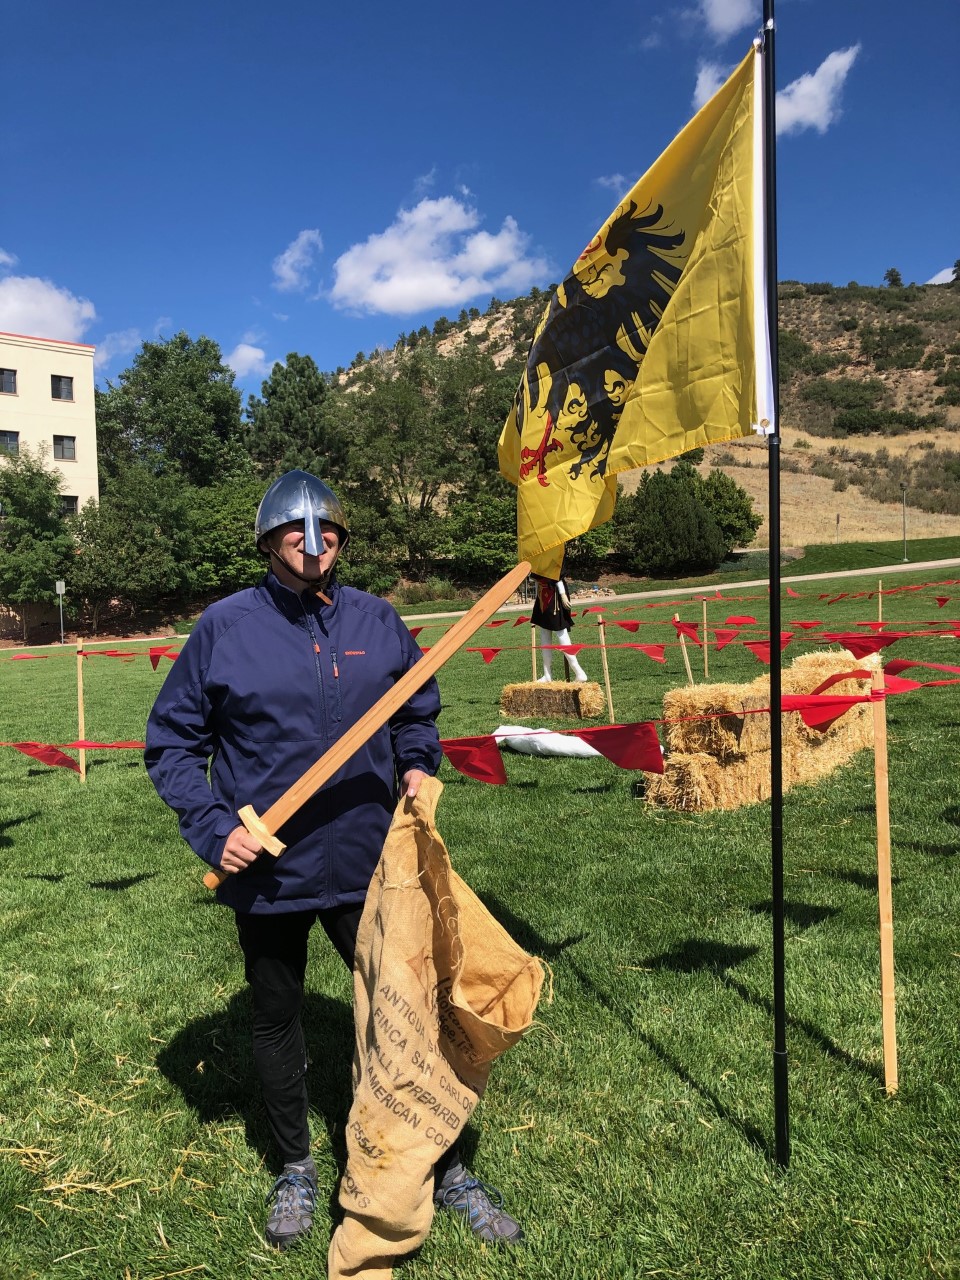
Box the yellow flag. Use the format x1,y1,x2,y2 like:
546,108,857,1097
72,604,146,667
498,45,771,578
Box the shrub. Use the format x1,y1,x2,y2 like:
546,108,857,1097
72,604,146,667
859,322,926,370
832,407,945,436
800,378,885,410
614,472,726,576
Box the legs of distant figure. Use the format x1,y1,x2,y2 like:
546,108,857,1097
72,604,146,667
538,627,588,681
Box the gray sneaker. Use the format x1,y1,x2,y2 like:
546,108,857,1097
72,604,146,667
434,1160,523,1245
265,1158,317,1250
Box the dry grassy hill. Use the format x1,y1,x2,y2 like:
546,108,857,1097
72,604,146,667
345,278,960,547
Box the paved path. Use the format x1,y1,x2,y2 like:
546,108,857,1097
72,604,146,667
401,557,960,622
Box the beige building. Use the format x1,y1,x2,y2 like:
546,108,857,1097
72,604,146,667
0,330,99,512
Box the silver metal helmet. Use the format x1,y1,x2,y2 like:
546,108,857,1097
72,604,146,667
255,470,349,557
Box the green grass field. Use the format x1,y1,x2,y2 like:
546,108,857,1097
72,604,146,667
2,565,960,1279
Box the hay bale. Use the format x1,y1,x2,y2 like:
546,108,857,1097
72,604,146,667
500,681,606,720
645,751,770,812
665,652,876,758
662,684,759,761
649,651,878,812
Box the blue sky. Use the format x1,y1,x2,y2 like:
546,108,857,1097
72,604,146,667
2,0,957,397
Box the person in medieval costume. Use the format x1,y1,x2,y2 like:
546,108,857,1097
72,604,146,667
531,567,589,682
145,471,523,1251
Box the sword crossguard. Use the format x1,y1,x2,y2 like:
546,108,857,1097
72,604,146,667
238,805,286,858
200,805,287,891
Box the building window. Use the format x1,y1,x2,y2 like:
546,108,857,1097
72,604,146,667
54,435,77,461
0,368,16,395
60,495,79,517
0,430,19,456
51,374,74,401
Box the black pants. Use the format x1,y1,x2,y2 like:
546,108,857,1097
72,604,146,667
235,906,461,1179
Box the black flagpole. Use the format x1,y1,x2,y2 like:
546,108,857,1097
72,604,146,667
762,0,789,1168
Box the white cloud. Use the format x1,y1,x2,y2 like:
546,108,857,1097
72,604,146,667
700,0,755,41
596,173,629,194
0,275,96,341
153,315,172,336
776,45,860,136
329,196,550,315
638,32,662,51
224,342,271,378
413,168,438,198
693,60,731,110
94,328,142,370
927,267,956,285
272,229,324,293
693,45,860,133
0,248,18,270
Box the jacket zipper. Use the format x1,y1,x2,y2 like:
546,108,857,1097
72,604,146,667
300,602,333,903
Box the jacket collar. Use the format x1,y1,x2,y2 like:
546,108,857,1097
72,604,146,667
263,571,341,622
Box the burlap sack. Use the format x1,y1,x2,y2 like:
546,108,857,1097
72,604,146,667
328,776,543,1280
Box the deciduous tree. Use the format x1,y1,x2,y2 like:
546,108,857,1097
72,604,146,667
0,447,75,638
95,333,243,486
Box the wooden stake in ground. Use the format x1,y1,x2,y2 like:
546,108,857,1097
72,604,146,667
203,561,532,890
596,613,615,724
878,579,883,624
674,613,694,686
530,624,538,683
701,598,709,680
871,665,898,1095
76,641,87,783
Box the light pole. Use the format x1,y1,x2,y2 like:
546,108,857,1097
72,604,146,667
55,580,66,644
900,482,908,562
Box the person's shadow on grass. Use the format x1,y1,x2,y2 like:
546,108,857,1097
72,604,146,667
156,990,355,1175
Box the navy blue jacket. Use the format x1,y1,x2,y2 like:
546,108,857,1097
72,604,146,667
144,573,441,914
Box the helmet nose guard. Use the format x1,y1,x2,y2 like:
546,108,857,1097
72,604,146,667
255,470,349,556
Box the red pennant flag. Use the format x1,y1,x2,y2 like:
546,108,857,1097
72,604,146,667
790,620,823,630
712,628,740,651
513,615,531,626
10,742,81,773
786,587,800,598
821,632,904,660
854,621,888,632
628,643,666,663
574,723,664,773
10,653,48,660
441,735,507,784
466,648,502,664
809,670,871,696
420,646,431,653
407,626,423,639
882,673,924,693
826,593,849,605
886,658,960,678
612,620,641,633
935,596,950,608
781,693,872,731
744,633,793,665
672,620,701,646
556,644,587,657
582,606,605,614
486,619,509,628
725,615,757,626
149,645,178,670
